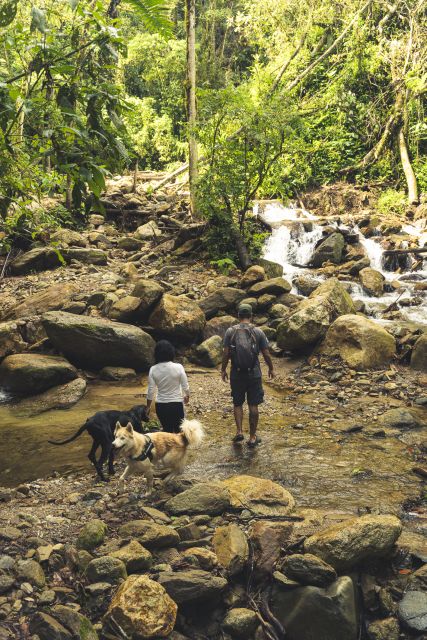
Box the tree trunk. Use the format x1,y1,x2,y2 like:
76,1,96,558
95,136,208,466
397,126,418,204
65,174,72,211
232,227,252,270
186,0,198,217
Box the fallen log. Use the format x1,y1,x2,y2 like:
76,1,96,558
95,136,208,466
383,247,427,256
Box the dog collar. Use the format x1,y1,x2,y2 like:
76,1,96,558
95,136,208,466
130,436,154,462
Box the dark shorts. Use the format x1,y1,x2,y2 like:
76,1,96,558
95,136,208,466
156,402,184,433
230,374,264,407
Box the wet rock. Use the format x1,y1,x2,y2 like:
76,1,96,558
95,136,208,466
240,265,265,288
398,590,427,632
0,321,27,358
367,618,399,640
43,311,155,371
249,521,294,578
248,277,291,297
256,258,284,278
271,576,357,640
86,556,127,584
77,520,107,551
15,559,46,589
319,314,396,369
277,278,355,351
282,553,337,587
99,366,137,381
157,569,227,605
118,521,180,549
311,233,345,267
199,288,246,320
221,475,295,516
359,268,385,297
29,611,74,640
135,220,162,240
203,315,237,340
408,564,427,591
131,278,164,318
193,335,223,367
380,408,422,430
149,294,206,343
165,482,231,516
105,575,176,638
304,514,402,571
0,354,77,395
293,275,321,296
180,548,218,571
212,524,249,576
13,378,87,415
108,295,141,321
411,334,427,372
222,608,258,638
110,540,152,573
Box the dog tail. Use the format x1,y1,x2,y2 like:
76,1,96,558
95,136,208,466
180,418,204,448
48,422,88,445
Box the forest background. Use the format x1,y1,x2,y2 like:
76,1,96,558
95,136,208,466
0,0,426,263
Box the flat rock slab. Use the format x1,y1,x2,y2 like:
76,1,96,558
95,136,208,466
398,590,427,632
165,482,231,516
0,353,77,395
157,569,227,605
221,475,295,516
12,378,87,415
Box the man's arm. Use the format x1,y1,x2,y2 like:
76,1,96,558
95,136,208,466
261,348,275,378
221,346,230,381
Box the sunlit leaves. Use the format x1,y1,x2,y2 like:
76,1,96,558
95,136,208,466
123,0,173,37
30,6,47,33
0,0,17,27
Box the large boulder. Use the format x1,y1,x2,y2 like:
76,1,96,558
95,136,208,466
203,315,237,340
165,482,231,516
199,288,246,320
311,233,345,267
148,294,205,343
256,258,284,279
157,569,227,605
193,335,223,367
240,265,265,288
248,277,291,297
276,278,355,351
108,296,142,322
131,279,164,318
380,408,422,430
212,524,249,576
42,311,155,371
398,590,427,633
221,475,295,516
304,515,402,571
318,314,396,369
10,247,107,275
359,268,385,297
12,378,86,415
1,283,79,320
105,575,176,638
271,576,358,640
411,334,427,372
0,321,26,358
0,354,77,395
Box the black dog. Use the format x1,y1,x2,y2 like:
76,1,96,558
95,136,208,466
49,405,149,481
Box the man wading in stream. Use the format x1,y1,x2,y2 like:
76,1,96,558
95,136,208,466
221,304,274,447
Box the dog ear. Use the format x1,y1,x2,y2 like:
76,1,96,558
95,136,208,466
114,421,121,434
126,422,134,433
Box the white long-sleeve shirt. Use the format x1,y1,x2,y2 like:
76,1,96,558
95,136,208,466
146,362,190,403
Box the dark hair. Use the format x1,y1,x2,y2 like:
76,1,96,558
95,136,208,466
154,340,176,363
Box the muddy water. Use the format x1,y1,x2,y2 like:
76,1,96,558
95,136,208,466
0,379,423,516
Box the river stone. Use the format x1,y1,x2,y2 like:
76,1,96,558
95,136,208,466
380,408,422,430
99,366,137,381
86,556,127,584
304,514,402,571
9,247,68,275
293,275,321,296
311,233,345,267
149,294,206,342
135,220,162,240
212,524,249,576
77,520,107,551
203,315,237,340
407,564,427,591
13,378,87,415
29,611,75,640
359,267,385,296
271,575,357,640
131,278,164,318
411,334,427,372
157,569,227,605
0,321,26,358
118,521,179,549
51,229,86,247
318,314,396,369
42,311,155,371
0,354,77,395
367,618,399,640
276,278,356,351
282,553,337,587
240,265,265,288
50,606,98,640
222,608,258,638
199,288,246,319
108,295,141,321
105,575,176,638
110,540,152,573
164,482,231,516
0,574,15,594
193,335,223,367
256,258,284,278
221,475,295,516
248,277,291,297
16,559,46,589
117,236,143,251
249,521,294,578
398,590,427,632
180,548,218,571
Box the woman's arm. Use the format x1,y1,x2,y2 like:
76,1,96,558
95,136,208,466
180,365,190,404
146,368,156,414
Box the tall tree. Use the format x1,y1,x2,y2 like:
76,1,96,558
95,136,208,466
185,0,198,216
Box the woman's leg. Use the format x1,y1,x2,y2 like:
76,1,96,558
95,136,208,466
156,402,185,433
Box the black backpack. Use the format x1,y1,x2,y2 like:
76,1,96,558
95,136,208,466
230,324,258,372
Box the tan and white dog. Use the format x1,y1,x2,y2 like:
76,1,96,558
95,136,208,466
112,418,204,494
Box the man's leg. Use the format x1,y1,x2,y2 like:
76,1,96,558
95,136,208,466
234,405,244,437
248,404,259,443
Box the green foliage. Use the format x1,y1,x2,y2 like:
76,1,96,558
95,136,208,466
123,0,173,37
210,257,237,275
377,189,408,217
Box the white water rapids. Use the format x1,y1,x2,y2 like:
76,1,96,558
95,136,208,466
258,201,427,326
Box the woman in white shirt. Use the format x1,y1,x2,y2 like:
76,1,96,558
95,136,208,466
146,340,190,433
